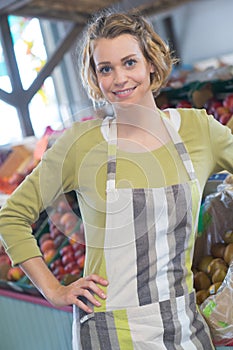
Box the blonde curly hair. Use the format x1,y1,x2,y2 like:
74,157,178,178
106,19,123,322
79,10,177,103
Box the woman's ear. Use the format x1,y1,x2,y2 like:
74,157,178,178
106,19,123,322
150,63,155,73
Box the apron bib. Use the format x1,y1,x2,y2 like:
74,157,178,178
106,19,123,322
73,111,214,350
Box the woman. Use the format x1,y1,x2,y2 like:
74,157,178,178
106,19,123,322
0,11,233,349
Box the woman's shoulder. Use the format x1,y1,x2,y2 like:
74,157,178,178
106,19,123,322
162,107,210,133
175,107,210,126
177,107,232,138
59,117,103,144
70,117,103,133
178,107,209,120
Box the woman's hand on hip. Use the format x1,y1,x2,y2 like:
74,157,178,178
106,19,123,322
53,274,108,313
20,257,108,313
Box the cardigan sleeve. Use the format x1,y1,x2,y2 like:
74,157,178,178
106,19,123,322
207,112,233,174
0,124,79,266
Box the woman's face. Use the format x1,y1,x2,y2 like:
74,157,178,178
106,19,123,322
93,34,155,107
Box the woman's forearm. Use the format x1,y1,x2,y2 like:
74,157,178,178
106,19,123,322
19,256,63,305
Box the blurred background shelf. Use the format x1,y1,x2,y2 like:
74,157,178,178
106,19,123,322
0,289,72,350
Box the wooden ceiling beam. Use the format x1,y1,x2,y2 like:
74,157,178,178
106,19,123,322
0,0,195,23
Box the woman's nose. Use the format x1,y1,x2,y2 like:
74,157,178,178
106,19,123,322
113,68,127,86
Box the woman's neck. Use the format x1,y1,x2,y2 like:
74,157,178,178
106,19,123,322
114,98,159,130
111,103,170,152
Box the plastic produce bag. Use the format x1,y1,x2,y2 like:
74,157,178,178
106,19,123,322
192,174,233,346
200,262,233,346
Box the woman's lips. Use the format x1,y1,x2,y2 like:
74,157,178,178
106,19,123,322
112,87,136,98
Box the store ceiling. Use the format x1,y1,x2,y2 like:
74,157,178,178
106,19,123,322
0,0,194,23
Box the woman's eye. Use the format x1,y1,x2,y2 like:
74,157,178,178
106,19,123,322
99,66,112,74
125,59,136,67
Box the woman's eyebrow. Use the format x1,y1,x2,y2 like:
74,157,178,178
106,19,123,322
97,54,136,67
96,61,111,67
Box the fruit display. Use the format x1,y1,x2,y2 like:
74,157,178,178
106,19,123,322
0,245,25,284
0,126,65,196
156,70,233,131
49,240,85,285
36,193,85,285
193,231,233,305
0,191,85,293
204,94,233,125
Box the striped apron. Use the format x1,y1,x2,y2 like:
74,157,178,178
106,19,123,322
72,113,214,349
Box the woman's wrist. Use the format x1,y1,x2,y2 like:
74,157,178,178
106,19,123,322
20,256,62,303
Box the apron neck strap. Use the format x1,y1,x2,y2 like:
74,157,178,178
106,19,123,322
161,114,196,181
107,118,117,190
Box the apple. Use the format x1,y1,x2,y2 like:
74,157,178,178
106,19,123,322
49,258,63,271
43,248,56,264
76,254,85,269
7,266,24,281
39,233,51,246
223,93,233,112
59,245,74,256
219,113,232,125
54,234,66,248
40,239,55,253
64,261,80,274
61,251,75,266
53,265,66,277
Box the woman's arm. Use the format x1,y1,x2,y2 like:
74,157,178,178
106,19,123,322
0,122,108,311
20,256,108,313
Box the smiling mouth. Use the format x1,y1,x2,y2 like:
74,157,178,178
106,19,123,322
113,87,136,96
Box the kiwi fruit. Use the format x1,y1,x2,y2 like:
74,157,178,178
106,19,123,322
207,258,228,277
193,235,233,306
211,268,227,284
223,230,233,244
196,289,210,305
223,243,233,265
197,255,213,274
194,271,211,291
210,242,226,258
